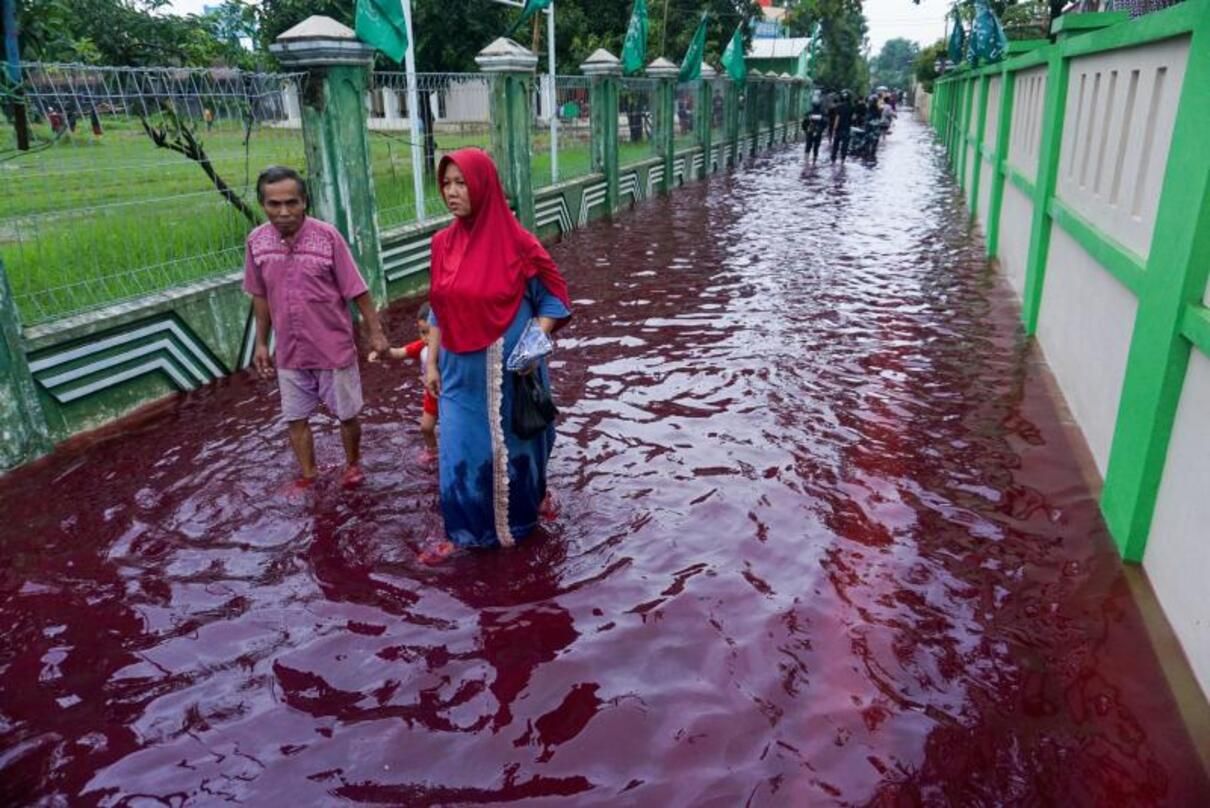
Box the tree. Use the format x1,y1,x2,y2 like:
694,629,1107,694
913,38,946,93
785,0,869,95
869,37,918,93
12,0,260,67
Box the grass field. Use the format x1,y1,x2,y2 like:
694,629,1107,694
1,116,666,325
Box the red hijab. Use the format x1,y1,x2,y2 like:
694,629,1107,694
429,148,570,354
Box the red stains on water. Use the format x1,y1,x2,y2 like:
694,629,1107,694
2,120,1208,804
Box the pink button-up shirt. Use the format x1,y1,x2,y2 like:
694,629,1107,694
243,217,369,370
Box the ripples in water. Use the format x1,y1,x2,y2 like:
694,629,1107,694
1,119,1206,805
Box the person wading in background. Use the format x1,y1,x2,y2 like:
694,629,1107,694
243,165,390,491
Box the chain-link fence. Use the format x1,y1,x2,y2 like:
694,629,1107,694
1,63,306,325
532,75,592,188
675,81,698,150
619,77,657,166
710,80,726,142
369,72,490,229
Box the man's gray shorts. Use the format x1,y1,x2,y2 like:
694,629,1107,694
278,364,363,422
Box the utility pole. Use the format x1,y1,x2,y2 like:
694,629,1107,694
2,0,29,151
661,0,670,56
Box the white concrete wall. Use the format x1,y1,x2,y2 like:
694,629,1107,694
1147,349,1210,701
1007,66,1048,182
1056,37,1190,258
984,76,1001,152
1036,227,1137,475
965,144,977,205
977,162,992,233
998,182,1033,299
442,80,490,123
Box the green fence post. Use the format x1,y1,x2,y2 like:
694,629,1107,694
1100,18,1210,561
763,74,776,147
582,48,622,214
725,78,741,167
745,74,760,155
696,64,716,179
648,57,678,194
477,37,539,230
969,73,991,222
271,17,387,306
0,260,52,470
776,73,790,142
984,67,1015,258
1019,55,1070,334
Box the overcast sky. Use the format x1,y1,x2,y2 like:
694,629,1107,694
166,0,952,57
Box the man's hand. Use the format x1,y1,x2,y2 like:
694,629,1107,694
424,362,441,398
253,343,274,379
368,329,390,357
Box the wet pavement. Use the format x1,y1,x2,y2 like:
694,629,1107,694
1,118,1207,805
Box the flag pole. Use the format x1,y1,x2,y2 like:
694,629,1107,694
401,0,426,221
547,3,557,183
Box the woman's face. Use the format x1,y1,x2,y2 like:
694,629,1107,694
442,163,472,218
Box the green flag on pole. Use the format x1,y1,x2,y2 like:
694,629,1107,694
508,0,553,36
621,0,648,76
677,14,709,82
969,0,1008,66
721,24,746,83
946,10,965,65
355,0,408,64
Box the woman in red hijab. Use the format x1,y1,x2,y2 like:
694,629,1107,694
421,149,571,561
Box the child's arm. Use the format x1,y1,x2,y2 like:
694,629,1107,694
368,345,409,363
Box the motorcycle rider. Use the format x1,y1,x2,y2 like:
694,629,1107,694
829,90,854,164
802,92,826,164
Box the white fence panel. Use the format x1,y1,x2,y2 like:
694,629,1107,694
1146,350,1210,701
1007,66,1048,182
1056,37,1191,259
1036,227,1137,474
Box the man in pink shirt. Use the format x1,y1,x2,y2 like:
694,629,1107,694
243,166,390,489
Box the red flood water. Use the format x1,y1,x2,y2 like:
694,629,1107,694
2,119,1208,805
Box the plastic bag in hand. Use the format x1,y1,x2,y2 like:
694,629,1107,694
506,319,554,373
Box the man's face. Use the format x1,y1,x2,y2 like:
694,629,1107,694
260,179,306,237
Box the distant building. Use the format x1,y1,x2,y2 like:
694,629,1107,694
747,37,813,78
752,0,790,39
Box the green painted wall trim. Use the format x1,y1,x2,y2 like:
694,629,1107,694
1180,304,1210,358
968,75,991,220
1100,15,1210,561
985,72,1015,258
1052,11,1130,38
1004,165,1035,197
1008,40,1049,55
1061,1,1201,57
1019,48,1070,336
1048,198,1147,296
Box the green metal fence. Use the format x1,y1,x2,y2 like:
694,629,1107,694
1,64,306,325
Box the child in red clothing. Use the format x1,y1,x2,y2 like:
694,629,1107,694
369,303,438,454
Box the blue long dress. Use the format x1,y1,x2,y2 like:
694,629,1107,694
431,278,570,548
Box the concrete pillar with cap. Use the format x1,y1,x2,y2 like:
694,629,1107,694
647,57,679,194
695,64,716,178
476,37,540,230
581,49,622,215
271,16,387,306
0,258,52,471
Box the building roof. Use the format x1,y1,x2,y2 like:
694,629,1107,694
747,37,812,61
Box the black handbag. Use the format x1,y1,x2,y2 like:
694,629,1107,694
512,372,558,439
